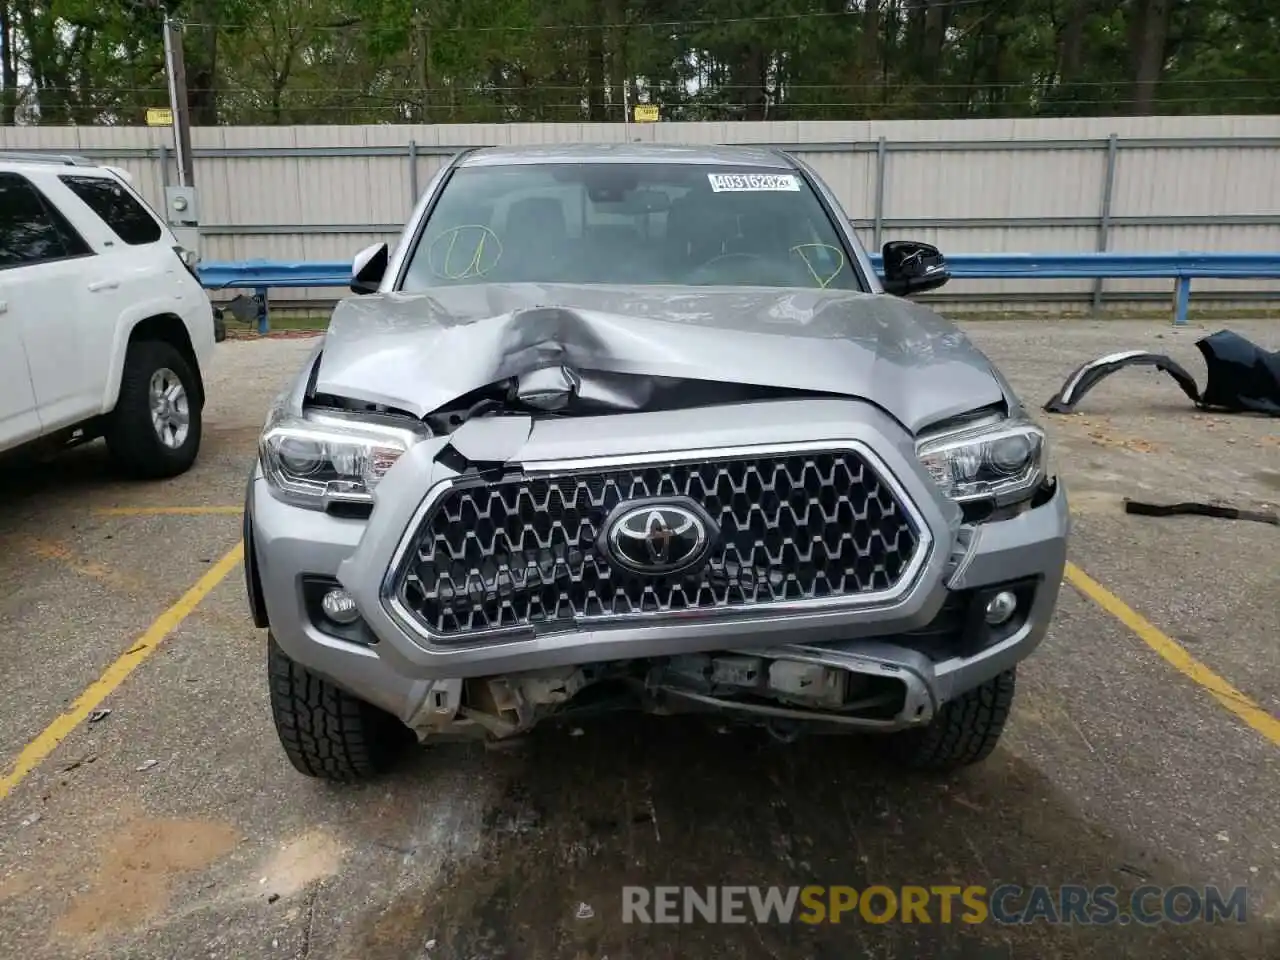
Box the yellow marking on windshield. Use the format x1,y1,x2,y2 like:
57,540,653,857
791,243,845,288
428,225,503,280
444,228,461,275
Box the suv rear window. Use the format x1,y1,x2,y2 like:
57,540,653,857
0,172,93,268
60,174,163,245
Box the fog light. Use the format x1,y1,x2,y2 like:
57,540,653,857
984,590,1018,625
320,588,360,625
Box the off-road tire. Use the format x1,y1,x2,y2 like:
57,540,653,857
105,340,202,479
267,633,412,782
890,669,1016,771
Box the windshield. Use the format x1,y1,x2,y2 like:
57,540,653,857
400,162,865,292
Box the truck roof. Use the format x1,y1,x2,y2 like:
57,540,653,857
459,142,795,169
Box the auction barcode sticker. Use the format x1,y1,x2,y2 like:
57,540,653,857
708,173,800,192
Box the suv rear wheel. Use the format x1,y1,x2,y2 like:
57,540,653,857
105,340,202,478
267,634,413,782
888,669,1016,771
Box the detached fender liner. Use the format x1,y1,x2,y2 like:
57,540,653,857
1044,330,1280,416
1043,351,1200,414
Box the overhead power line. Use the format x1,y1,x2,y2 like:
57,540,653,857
18,97,1277,117
21,78,1280,96
179,3,1005,35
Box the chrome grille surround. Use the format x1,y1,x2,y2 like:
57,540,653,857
382,441,934,645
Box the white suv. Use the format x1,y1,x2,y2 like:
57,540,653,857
0,153,216,478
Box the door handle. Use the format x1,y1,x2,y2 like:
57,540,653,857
0,301,7,314
88,279,120,292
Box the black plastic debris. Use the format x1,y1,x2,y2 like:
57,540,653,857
1044,329,1280,416
1124,499,1279,526
1196,330,1280,414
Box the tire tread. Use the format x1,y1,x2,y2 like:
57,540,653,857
895,670,1016,771
267,634,407,782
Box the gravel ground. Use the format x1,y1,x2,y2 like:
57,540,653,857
0,317,1276,960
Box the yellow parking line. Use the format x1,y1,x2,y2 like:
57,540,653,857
1065,561,1280,747
0,541,245,802
94,506,242,517
3,535,1269,801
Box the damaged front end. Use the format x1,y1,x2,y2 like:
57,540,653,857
403,577,1040,743
305,282,1010,432
260,283,1011,514
251,283,1063,746
410,648,930,743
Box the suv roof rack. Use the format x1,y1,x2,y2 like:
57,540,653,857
0,151,96,167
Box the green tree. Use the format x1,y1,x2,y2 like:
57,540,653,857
1,0,1277,125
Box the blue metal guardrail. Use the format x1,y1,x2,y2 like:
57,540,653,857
198,252,1280,333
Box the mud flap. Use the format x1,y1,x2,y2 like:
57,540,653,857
243,471,269,628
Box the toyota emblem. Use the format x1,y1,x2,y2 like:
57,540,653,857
602,499,716,575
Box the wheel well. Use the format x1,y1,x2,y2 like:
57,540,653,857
128,315,205,407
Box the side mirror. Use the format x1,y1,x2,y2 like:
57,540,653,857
880,240,950,297
350,242,389,294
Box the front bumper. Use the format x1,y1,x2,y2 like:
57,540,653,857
248,398,1069,730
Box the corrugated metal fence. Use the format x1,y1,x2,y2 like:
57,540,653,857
4,115,1280,310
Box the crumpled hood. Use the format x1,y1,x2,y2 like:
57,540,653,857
313,283,1007,433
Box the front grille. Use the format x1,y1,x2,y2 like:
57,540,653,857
394,449,922,640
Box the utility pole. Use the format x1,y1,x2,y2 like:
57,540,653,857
161,11,200,259
162,14,194,187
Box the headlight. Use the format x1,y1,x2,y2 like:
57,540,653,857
916,418,1048,505
260,412,428,506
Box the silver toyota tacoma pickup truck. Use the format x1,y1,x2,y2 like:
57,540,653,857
243,144,1069,782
